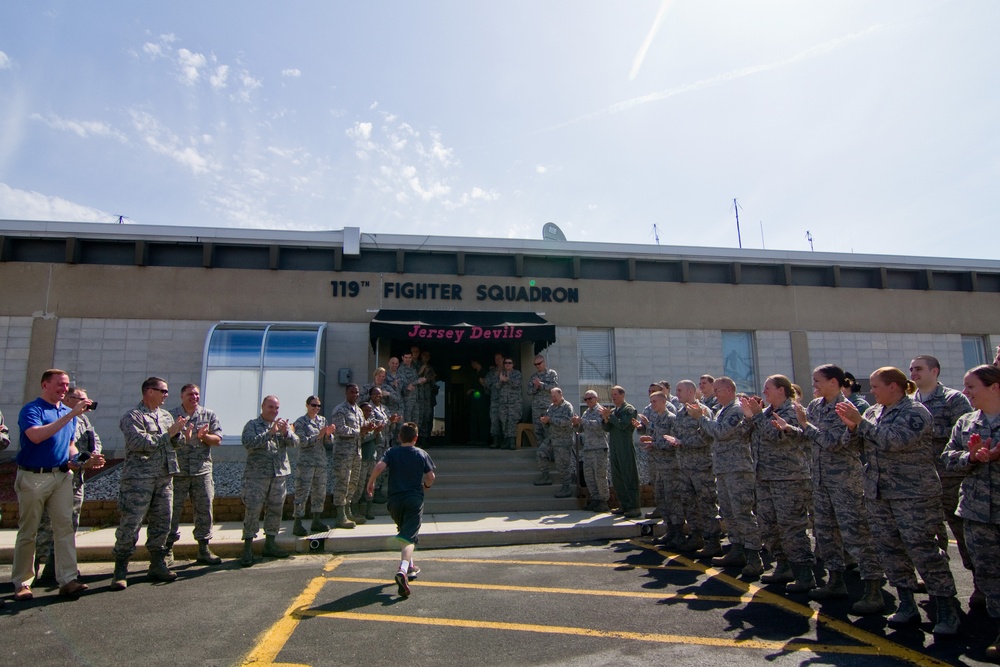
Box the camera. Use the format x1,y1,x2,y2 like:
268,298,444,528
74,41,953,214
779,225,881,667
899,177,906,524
87,401,98,412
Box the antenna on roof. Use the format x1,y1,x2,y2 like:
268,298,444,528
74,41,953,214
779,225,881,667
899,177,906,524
731,198,743,249
806,230,814,251
650,223,661,246
542,222,566,241
115,215,129,224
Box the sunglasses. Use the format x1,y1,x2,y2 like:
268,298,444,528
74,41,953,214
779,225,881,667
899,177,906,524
152,387,169,394
308,403,322,408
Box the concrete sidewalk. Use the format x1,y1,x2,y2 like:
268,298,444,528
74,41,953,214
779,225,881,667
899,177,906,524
0,509,652,562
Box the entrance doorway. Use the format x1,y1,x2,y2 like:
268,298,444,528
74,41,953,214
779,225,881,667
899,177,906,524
386,341,521,446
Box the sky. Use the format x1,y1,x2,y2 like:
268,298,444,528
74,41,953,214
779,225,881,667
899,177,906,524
0,1,997,260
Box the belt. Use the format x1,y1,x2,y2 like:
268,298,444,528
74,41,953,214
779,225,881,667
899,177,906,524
19,463,71,474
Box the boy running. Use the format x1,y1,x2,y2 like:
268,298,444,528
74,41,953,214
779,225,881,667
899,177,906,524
366,422,435,597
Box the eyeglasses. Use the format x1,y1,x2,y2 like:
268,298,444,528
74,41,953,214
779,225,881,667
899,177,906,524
308,403,322,408
152,387,169,394
584,397,597,401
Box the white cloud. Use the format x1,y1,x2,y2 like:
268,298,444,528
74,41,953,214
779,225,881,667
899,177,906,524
536,164,547,174
0,183,111,222
238,71,262,101
129,110,215,174
209,64,229,90
0,51,12,69
142,42,163,58
176,48,207,85
281,68,301,78
30,113,127,142
470,187,499,202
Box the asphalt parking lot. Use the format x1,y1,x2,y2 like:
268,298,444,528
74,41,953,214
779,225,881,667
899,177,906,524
1,539,996,667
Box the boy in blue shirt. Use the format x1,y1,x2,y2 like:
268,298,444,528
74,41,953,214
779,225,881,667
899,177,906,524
366,422,435,598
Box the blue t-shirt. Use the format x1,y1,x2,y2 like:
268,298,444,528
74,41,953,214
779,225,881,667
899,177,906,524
17,398,75,468
382,445,435,499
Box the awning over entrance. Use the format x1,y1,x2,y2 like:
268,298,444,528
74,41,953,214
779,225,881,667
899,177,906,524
369,309,556,350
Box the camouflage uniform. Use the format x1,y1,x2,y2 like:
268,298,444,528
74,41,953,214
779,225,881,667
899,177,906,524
292,413,329,519
36,412,102,562
166,405,222,548
416,361,437,438
604,401,640,513
353,409,383,504
917,383,973,568
528,368,559,469
397,363,420,427
329,400,366,505
700,401,762,550
113,403,181,561
638,403,655,486
642,406,683,526
545,399,576,486
364,380,401,446
367,401,392,499
485,364,502,443
497,369,523,440
796,394,881,579
672,401,721,539
745,399,814,565
942,411,1000,617
853,396,956,597
241,417,298,540
578,404,610,503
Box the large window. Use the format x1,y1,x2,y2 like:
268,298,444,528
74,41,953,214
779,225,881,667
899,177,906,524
722,331,757,394
962,335,988,371
579,328,615,401
203,323,326,443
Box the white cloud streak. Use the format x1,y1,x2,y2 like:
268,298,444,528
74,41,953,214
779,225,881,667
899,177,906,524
0,51,12,69
129,110,216,174
0,182,111,222
549,24,885,132
630,0,673,81
281,68,301,78
30,113,127,141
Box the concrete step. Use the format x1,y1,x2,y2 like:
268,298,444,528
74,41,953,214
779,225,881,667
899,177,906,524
424,498,584,514
427,481,575,501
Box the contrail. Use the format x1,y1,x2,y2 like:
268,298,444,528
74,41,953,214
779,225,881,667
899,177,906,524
543,23,885,133
630,0,674,81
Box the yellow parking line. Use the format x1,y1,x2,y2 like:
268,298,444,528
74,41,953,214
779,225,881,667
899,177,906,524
340,555,690,571
303,610,884,656
630,541,955,667
326,575,756,603
238,556,342,666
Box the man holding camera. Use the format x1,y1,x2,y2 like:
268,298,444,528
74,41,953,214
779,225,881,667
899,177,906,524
12,369,104,600
34,386,103,583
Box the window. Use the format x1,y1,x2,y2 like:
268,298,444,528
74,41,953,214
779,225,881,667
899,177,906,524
722,331,757,395
962,335,988,370
579,328,615,401
203,323,326,443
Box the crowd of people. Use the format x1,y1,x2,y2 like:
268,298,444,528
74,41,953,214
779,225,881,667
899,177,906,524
4,344,1000,660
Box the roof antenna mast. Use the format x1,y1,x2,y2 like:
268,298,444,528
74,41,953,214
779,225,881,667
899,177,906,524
731,198,743,249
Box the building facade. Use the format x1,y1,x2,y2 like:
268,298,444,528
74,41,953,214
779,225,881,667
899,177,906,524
1,220,997,456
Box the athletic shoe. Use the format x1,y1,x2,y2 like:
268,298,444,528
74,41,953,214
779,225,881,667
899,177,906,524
395,571,411,597
407,565,421,580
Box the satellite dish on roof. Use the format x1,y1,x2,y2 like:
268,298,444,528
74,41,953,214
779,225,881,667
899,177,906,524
542,222,567,242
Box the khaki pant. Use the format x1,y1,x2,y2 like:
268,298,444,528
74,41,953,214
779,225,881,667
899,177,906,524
12,469,78,588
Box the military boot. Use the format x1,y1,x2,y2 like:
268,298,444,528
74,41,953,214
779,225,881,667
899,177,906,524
554,483,573,498
533,471,553,486
761,559,794,584
197,539,223,565
712,544,747,568
694,537,724,560
111,559,129,591
932,596,960,636
985,629,1000,662
240,539,255,567
335,505,356,529
148,552,178,582
654,523,684,549
310,512,331,532
292,517,308,537
363,501,375,520
887,588,920,626
37,553,56,584
851,578,886,615
809,570,848,599
505,437,516,450
163,547,174,568
675,534,706,553
262,534,290,558
741,549,764,580
593,500,611,513
348,502,367,525
785,562,817,593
